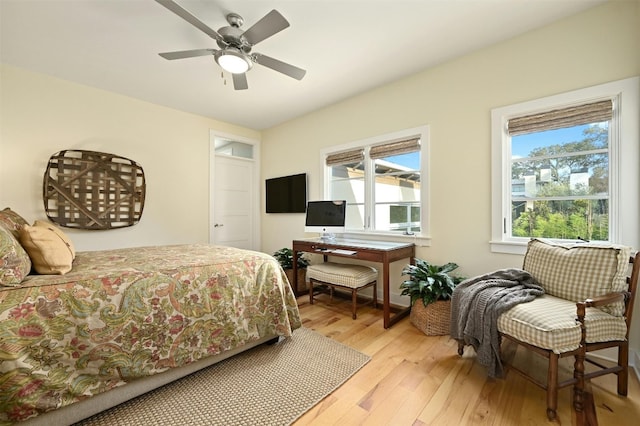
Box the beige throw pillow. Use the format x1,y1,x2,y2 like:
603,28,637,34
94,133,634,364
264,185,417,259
34,220,76,259
19,223,74,275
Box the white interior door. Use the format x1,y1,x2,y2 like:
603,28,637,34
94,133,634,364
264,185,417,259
212,155,255,250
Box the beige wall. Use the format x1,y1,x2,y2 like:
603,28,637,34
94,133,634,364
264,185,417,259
0,64,259,251
1,1,639,364
261,1,640,355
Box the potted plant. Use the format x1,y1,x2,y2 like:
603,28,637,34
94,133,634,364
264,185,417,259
273,248,310,293
400,258,464,335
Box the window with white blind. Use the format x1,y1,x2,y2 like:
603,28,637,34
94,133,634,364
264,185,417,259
491,77,640,254
322,126,429,238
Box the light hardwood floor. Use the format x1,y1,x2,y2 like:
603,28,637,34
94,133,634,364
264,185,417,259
293,294,640,426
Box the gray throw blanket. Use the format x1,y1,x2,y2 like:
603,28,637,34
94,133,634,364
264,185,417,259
450,268,544,378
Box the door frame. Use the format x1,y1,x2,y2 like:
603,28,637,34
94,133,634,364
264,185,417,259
209,130,261,250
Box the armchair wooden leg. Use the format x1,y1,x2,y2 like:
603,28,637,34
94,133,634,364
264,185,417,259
309,280,314,305
574,351,586,414
618,341,629,395
574,302,587,415
547,352,559,420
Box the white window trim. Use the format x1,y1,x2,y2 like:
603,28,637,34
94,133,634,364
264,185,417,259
320,125,431,246
491,77,640,255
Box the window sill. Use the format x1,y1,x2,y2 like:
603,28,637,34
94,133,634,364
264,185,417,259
490,240,528,255
343,231,431,247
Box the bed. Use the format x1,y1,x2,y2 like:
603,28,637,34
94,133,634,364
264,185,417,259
0,240,301,425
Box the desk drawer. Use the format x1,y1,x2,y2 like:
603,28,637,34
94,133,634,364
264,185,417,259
293,242,317,252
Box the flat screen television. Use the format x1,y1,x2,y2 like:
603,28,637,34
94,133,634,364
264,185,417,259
265,173,307,213
304,200,346,241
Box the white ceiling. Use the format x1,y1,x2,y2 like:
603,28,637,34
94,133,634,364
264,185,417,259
0,0,606,130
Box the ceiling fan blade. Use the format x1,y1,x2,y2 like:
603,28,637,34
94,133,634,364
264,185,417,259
232,73,248,90
242,10,289,45
159,48,215,60
155,0,225,44
253,53,306,80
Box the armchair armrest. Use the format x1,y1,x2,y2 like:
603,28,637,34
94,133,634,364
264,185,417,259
583,291,630,308
576,291,630,319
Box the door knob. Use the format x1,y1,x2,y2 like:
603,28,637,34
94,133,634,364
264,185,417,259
214,223,224,227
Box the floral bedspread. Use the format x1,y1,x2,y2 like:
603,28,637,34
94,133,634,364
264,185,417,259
0,244,301,424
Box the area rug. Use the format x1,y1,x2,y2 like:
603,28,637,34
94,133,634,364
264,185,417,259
74,327,370,426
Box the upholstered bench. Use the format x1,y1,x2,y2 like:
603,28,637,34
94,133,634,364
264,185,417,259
306,262,378,319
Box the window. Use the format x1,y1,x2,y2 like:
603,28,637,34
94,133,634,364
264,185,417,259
491,77,639,254
214,139,254,159
510,101,611,241
322,126,429,240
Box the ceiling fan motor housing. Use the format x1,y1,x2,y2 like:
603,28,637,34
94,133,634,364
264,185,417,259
216,13,253,53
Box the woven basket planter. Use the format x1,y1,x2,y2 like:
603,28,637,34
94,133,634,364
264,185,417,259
284,268,308,293
410,299,451,336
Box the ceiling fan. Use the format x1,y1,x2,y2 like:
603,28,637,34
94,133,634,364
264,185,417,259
155,0,306,90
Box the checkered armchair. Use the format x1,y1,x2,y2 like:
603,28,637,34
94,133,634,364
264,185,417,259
471,239,639,420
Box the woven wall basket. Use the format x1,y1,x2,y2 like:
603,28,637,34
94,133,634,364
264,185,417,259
410,299,451,336
43,150,145,230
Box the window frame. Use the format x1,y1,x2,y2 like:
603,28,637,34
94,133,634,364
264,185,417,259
320,125,431,244
491,77,639,254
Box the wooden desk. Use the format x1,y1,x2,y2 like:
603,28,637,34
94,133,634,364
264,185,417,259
292,238,415,329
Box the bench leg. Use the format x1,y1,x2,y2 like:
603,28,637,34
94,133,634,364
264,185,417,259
309,280,314,305
352,289,357,319
373,281,377,309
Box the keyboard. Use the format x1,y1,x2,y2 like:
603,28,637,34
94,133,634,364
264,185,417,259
332,249,357,255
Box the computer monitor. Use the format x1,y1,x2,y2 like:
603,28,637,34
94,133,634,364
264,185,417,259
304,200,346,241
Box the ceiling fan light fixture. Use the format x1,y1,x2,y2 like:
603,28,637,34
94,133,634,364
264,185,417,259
215,48,251,74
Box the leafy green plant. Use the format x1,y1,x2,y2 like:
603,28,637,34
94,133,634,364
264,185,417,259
273,248,310,270
400,259,464,307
